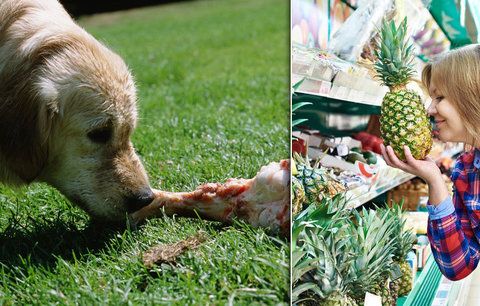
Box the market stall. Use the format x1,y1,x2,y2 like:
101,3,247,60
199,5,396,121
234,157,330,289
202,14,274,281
291,0,480,305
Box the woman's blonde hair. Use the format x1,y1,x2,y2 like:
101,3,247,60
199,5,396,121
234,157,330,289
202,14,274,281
422,44,480,147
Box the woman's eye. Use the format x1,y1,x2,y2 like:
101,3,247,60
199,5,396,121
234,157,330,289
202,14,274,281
434,96,444,103
87,128,112,144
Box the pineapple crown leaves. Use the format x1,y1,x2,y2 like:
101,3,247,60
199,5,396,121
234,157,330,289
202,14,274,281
293,152,322,171
348,208,396,290
378,201,416,260
292,244,321,302
293,102,313,113
295,219,354,300
373,17,416,88
293,151,330,169
292,101,312,128
293,152,330,180
292,194,351,242
292,283,323,303
292,245,317,284
292,219,320,301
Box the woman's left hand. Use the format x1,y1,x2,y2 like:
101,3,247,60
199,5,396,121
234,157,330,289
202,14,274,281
380,144,441,184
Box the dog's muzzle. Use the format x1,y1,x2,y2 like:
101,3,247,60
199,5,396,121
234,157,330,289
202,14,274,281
125,187,155,213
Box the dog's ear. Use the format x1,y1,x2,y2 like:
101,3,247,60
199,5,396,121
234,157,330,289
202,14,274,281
0,76,60,184
0,32,72,184
0,96,52,183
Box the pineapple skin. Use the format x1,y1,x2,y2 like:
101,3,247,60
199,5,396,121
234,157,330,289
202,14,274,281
322,295,358,306
396,260,413,296
380,89,432,160
292,176,305,216
300,295,358,306
296,165,326,203
372,282,395,306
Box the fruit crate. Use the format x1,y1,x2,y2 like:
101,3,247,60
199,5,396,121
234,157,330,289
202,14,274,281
387,180,429,211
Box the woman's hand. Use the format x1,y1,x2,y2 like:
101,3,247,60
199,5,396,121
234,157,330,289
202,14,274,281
380,144,441,184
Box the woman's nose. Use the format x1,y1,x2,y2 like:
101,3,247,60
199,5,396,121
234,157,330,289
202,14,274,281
427,100,436,115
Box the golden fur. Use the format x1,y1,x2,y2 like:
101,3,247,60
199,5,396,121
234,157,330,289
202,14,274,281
0,0,153,220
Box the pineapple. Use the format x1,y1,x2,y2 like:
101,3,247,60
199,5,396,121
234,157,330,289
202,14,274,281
383,204,416,297
294,154,329,204
347,208,396,304
292,195,356,305
374,17,432,160
293,153,346,204
302,233,358,306
397,259,413,296
292,176,305,216
292,158,298,176
371,276,396,306
293,209,357,304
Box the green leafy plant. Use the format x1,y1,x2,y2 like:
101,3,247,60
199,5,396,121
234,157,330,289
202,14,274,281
292,195,354,305
292,78,311,134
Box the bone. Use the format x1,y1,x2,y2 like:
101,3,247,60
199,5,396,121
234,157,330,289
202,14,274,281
131,160,290,236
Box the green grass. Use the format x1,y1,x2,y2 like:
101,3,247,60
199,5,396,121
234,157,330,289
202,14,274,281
0,0,289,304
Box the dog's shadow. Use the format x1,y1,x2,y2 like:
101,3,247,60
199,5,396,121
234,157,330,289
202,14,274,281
0,218,122,270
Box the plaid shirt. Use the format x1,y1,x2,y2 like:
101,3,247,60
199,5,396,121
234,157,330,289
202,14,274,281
427,149,480,281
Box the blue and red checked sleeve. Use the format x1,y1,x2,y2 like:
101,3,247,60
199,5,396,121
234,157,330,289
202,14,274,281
427,193,479,280
427,196,455,220
426,154,480,281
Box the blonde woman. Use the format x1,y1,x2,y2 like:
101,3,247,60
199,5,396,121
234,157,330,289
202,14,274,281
381,44,480,281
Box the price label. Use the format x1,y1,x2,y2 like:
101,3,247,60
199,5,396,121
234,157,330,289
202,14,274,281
364,292,382,306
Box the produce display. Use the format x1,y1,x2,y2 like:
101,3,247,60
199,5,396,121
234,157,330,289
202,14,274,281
375,18,432,160
294,154,346,203
292,198,416,306
291,0,473,303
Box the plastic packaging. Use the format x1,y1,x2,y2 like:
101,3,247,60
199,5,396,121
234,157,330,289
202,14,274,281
328,0,394,62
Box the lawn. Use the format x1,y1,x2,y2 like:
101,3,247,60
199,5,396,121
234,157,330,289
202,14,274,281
0,0,290,304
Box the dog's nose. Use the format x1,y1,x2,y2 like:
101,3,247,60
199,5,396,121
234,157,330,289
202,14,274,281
126,188,155,213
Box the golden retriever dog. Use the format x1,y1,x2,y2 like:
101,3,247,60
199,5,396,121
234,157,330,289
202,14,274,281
0,0,154,221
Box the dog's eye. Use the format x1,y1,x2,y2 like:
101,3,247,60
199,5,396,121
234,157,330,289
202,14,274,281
87,128,112,144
